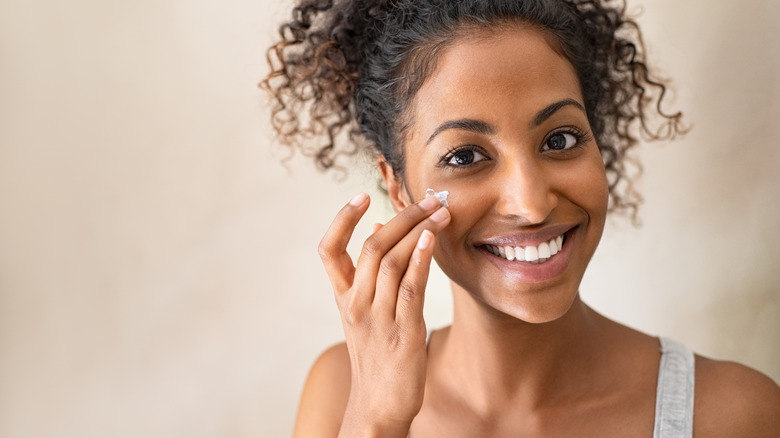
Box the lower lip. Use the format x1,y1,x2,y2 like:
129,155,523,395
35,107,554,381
479,231,576,283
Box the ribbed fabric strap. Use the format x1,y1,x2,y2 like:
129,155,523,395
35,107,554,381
652,337,695,438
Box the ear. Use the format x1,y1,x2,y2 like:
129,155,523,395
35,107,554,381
377,156,411,212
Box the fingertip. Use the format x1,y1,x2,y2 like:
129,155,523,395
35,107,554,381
419,195,440,211
348,192,369,207
416,229,434,250
428,207,450,223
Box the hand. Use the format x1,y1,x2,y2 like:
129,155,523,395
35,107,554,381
318,192,451,436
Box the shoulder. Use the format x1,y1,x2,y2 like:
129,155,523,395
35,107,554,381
292,342,351,438
694,355,780,437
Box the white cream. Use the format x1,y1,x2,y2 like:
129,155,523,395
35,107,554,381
425,188,449,207
486,234,565,264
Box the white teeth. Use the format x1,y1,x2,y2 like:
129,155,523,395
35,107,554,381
486,234,565,263
505,246,515,261
525,246,539,262
538,242,551,259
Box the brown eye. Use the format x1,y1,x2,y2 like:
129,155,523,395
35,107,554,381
450,150,474,165
444,147,488,167
545,132,577,151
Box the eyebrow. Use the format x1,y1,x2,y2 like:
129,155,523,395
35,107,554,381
531,98,586,127
425,98,587,146
426,119,494,145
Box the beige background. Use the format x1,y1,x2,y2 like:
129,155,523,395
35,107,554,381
1,0,778,437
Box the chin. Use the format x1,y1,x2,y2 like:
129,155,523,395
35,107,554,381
500,297,579,324
449,273,584,325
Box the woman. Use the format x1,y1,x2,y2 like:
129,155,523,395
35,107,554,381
262,0,780,436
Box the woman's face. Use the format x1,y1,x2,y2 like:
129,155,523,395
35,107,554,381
383,25,609,323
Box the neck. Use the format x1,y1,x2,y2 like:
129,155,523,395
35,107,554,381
431,283,606,414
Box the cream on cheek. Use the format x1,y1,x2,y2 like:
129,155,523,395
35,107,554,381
418,179,488,236
425,188,449,207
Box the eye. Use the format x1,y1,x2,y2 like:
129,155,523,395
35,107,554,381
543,132,579,151
441,147,488,167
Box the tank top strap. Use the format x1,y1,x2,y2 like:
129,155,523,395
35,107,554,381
652,337,695,438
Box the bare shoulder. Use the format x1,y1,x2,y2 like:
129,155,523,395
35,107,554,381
292,342,351,438
694,355,780,437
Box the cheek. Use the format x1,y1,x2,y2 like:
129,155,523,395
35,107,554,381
425,178,494,253
409,171,473,210
563,154,610,221
586,160,609,208
416,176,489,217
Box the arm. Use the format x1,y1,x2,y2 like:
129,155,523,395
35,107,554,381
292,343,351,438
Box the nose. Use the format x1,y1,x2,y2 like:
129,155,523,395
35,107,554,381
494,160,558,224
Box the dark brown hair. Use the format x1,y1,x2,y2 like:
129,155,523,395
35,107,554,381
261,0,684,218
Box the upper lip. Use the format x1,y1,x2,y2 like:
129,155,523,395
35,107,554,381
473,224,576,248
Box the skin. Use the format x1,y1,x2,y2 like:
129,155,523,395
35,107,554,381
294,25,780,438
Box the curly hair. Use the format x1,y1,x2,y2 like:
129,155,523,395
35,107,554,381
260,0,685,218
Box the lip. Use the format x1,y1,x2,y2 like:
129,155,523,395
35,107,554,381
474,224,575,248
475,226,578,283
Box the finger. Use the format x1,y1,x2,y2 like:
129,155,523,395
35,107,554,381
353,198,441,315
395,230,435,328
371,207,449,316
371,222,383,234
318,192,370,294
351,196,440,298
355,195,441,268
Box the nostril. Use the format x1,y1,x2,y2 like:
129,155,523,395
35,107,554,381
495,189,557,224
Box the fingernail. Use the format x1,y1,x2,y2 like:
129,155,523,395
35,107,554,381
417,229,433,250
349,192,368,206
429,207,449,223
420,195,440,211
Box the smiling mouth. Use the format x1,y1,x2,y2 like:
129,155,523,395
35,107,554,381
482,234,566,264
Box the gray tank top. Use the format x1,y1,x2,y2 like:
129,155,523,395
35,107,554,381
653,337,695,438
416,333,695,437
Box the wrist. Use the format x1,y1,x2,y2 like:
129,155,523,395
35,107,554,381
339,404,412,438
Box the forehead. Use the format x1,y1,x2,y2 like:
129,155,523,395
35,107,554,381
408,26,583,141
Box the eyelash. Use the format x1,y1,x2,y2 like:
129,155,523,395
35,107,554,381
541,126,592,153
437,127,593,170
437,145,489,170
